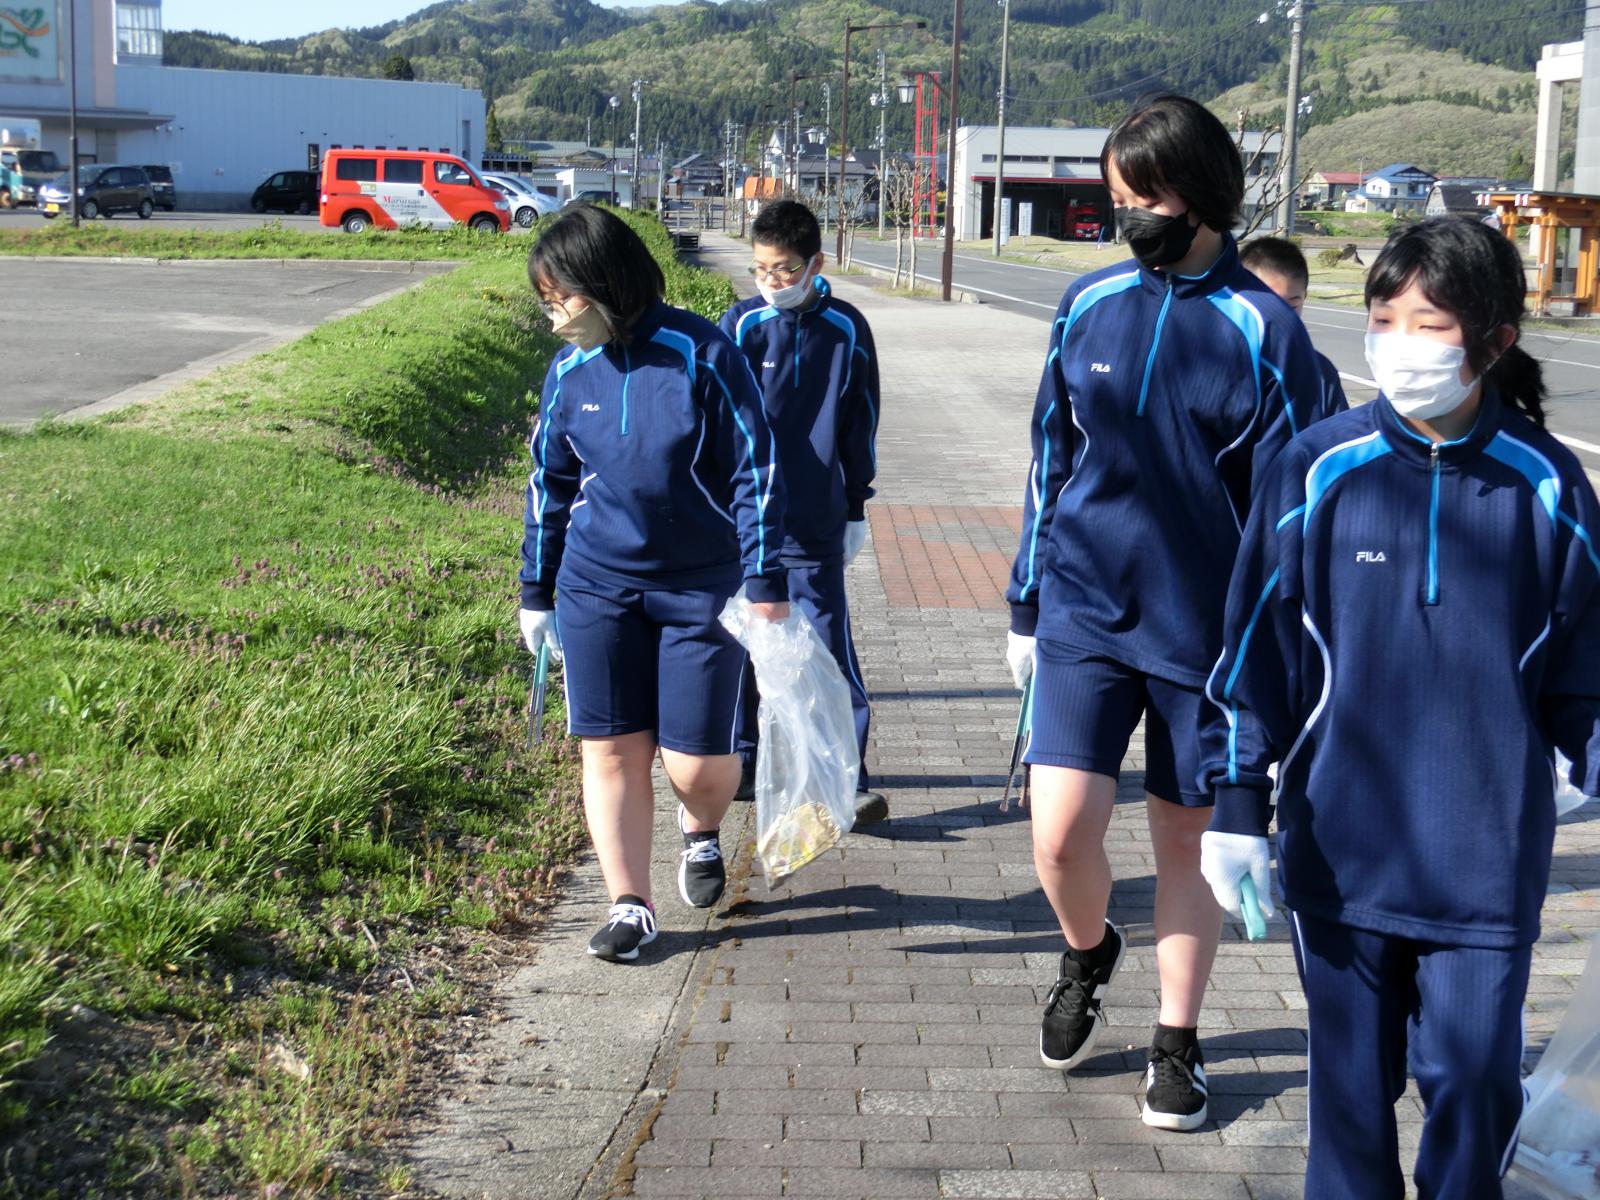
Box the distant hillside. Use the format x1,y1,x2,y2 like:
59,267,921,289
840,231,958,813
164,0,1581,173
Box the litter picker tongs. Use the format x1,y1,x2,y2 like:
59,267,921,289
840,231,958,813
1000,675,1034,813
526,643,551,749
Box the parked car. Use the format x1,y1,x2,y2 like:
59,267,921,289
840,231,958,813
251,170,318,215
37,163,155,220
141,163,176,211
480,171,559,227
318,149,509,233
565,189,620,207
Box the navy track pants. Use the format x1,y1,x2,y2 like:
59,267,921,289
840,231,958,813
1289,911,1532,1200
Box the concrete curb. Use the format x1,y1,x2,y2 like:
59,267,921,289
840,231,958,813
0,254,461,272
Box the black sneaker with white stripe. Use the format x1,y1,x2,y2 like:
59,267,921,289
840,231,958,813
1142,1026,1209,1131
1040,920,1125,1070
677,804,726,909
587,899,657,962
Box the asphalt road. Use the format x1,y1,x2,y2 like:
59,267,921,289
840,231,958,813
846,237,1600,472
0,258,452,426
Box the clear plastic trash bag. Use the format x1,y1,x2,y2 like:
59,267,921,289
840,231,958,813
719,594,859,887
1515,940,1600,1197
1554,752,1591,818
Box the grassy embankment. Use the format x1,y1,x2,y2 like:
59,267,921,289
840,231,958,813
0,213,735,1197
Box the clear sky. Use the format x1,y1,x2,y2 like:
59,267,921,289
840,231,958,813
163,0,677,43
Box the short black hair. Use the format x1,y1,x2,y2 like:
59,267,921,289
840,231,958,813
527,205,664,342
1240,236,1309,287
1100,94,1244,232
751,200,822,260
1366,216,1545,426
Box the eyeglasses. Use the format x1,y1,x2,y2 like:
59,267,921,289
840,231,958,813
538,296,575,322
746,262,808,282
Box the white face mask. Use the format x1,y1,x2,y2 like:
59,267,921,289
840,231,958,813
758,262,817,310
1364,331,1476,421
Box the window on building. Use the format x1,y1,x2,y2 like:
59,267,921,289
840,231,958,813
116,3,163,59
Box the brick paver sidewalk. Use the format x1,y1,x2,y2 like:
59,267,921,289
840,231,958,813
408,237,1599,1200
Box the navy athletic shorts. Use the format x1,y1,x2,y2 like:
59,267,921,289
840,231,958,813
554,570,748,755
1023,636,1211,807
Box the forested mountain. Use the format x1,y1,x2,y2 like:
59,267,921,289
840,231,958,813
163,0,1580,175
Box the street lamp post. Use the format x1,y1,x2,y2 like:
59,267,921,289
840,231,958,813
837,18,926,263
608,95,620,203
991,0,1010,256
940,0,965,302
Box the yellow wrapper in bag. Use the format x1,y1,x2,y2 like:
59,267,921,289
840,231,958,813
756,799,843,886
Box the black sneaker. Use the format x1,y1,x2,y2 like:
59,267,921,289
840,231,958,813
677,805,726,908
1039,920,1125,1070
587,901,657,962
733,760,756,802
853,790,889,826
1142,1028,1209,1131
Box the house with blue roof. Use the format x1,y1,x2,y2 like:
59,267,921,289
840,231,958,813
1344,163,1438,213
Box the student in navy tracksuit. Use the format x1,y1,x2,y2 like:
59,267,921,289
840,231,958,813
518,206,790,963
1200,217,1600,1198
720,200,887,826
1003,94,1344,1131
1239,237,1348,416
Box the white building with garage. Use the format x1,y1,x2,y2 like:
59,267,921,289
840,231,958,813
0,0,485,210
950,123,1284,243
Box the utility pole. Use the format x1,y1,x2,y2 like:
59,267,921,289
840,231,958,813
68,0,80,228
630,79,644,209
940,0,965,302
1275,0,1306,234
794,102,804,196
656,134,665,211
991,0,1010,256
822,83,832,237
877,49,889,240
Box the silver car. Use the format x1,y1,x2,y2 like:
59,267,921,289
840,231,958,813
480,172,560,228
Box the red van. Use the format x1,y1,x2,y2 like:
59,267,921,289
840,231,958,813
319,148,509,233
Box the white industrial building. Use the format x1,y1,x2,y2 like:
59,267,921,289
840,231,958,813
0,0,485,209
951,124,1284,243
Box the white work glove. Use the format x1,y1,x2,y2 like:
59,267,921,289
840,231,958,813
518,608,562,662
1006,631,1036,690
843,520,868,565
1200,831,1275,921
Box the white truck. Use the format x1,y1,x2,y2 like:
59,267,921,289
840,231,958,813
1,118,62,209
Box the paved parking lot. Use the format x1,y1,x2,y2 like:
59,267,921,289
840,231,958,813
0,258,454,426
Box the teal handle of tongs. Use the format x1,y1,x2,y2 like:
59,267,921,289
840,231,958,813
1014,675,1034,741
534,643,550,696
1239,875,1268,941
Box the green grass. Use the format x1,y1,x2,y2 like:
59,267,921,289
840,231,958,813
0,210,736,1197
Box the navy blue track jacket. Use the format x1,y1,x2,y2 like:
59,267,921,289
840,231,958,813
1314,351,1347,417
720,277,879,563
1202,393,1600,948
1006,236,1345,685
519,301,788,609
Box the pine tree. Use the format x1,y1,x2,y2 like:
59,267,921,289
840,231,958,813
486,96,505,154
381,54,415,81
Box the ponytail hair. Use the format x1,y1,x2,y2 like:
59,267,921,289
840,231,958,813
1365,217,1546,427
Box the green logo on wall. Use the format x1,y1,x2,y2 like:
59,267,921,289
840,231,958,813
0,8,51,60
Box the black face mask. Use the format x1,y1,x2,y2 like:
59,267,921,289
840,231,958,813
1115,205,1200,271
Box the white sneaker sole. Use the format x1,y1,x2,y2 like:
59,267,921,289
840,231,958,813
1039,923,1127,1071
1141,1100,1208,1132
588,927,657,962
